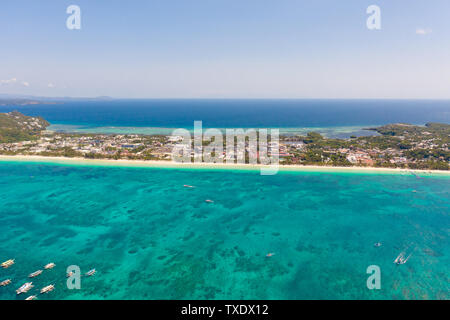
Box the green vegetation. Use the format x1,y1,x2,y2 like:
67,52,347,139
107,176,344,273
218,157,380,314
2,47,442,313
281,122,450,170
0,111,49,143
0,111,448,171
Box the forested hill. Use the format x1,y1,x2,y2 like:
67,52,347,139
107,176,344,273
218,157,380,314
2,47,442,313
0,111,49,143
373,122,450,139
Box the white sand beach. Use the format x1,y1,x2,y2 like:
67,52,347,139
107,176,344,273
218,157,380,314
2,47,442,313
0,155,449,175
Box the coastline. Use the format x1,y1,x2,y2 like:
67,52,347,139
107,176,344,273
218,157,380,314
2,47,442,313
0,155,449,175
46,123,381,138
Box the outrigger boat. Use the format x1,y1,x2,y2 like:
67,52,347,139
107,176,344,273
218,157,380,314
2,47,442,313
28,270,43,278
25,295,37,301
40,284,55,294
16,282,34,295
0,279,12,287
399,253,412,265
205,199,214,203
1,259,14,269
85,269,96,276
44,263,55,270
394,252,412,265
394,252,404,264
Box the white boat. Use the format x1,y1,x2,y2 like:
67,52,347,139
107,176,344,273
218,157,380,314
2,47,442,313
394,253,404,264
29,270,43,278
85,269,96,276
44,263,55,269
40,284,55,294
399,253,412,264
1,259,14,269
0,279,11,287
25,295,37,301
16,282,33,295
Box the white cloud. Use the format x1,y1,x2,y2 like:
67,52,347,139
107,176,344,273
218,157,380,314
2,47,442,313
47,83,55,88
0,78,17,85
0,78,30,87
416,28,432,35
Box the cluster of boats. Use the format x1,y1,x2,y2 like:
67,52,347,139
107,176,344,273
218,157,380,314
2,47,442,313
1,259,96,300
1,260,57,299
15,282,55,297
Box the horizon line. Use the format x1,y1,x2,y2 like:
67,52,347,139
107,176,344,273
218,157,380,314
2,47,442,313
1,94,450,101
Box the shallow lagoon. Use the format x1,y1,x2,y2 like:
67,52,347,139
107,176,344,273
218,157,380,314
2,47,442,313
0,161,448,299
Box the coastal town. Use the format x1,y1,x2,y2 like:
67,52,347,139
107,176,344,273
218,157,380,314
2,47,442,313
0,111,449,170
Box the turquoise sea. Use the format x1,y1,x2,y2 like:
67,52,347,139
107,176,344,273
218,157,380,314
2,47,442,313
0,161,448,300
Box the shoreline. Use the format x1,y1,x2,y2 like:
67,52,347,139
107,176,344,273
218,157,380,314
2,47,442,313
0,155,449,175
46,123,382,138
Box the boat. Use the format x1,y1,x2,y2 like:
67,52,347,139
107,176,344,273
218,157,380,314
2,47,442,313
266,253,275,257
0,279,11,287
28,270,43,278
205,199,214,203
67,271,74,278
44,263,56,269
374,242,382,247
399,253,412,265
394,253,404,264
183,185,195,188
25,295,37,301
40,284,55,294
394,251,412,265
85,269,96,276
16,282,33,295
1,259,14,269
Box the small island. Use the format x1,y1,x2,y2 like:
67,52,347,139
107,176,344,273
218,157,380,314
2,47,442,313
0,111,448,170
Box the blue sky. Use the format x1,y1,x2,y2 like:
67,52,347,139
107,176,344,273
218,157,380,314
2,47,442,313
0,0,449,98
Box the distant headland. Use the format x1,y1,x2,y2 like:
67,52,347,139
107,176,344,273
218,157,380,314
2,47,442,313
0,94,114,106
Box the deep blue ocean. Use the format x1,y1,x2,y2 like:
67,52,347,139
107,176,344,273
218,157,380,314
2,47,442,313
0,99,449,129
